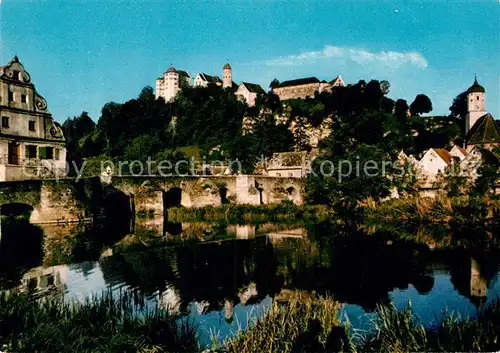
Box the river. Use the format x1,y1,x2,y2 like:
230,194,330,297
1,217,499,347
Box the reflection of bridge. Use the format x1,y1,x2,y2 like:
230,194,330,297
3,265,69,296
0,175,305,224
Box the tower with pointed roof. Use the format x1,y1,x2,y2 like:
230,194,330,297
222,63,232,89
465,77,486,133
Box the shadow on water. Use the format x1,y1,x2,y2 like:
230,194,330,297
0,204,44,289
71,185,133,262
0,186,134,289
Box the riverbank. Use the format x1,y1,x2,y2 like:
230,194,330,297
363,195,500,249
166,203,331,223
1,291,499,353
0,291,198,353
364,195,499,225
218,293,500,353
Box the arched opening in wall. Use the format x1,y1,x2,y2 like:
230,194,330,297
255,181,264,205
219,187,229,204
1,203,35,222
286,186,296,200
0,203,44,287
164,187,182,208
100,186,133,240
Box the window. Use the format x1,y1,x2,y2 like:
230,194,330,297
29,121,36,131
289,173,293,177
277,173,281,177
8,91,14,102
12,70,19,80
39,147,54,159
21,94,27,103
2,116,9,128
25,145,37,159
45,147,54,160
55,148,60,160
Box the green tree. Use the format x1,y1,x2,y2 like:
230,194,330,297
410,94,433,116
394,99,409,121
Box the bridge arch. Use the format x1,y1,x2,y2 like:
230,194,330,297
0,202,40,223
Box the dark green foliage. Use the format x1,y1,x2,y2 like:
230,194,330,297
410,94,433,116
471,147,500,196
394,99,409,121
167,203,329,224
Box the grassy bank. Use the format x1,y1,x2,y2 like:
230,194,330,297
363,196,500,249
364,196,499,225
362,300,500,352
215,291,353,353
0,291,198,353
1,290,499,352
219,295,500,353
166,203,330,223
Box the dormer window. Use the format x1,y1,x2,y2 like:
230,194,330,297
12,70,20,80
477,96,480,100
21,94,27,103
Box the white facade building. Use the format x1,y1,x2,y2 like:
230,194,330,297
0,56,67,181
155,66,190,102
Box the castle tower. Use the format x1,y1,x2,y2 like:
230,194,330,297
465,77,486,133
222,63,232,89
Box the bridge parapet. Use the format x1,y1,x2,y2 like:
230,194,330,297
0,175,305,223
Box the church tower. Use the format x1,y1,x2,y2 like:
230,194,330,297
465,77,486,133
222,63,232,89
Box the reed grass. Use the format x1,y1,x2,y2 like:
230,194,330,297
167,203,330,223
218,292,353,353
365,196,499,225
362,300,500,352
0,290,198,353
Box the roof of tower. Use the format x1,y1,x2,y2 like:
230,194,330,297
166,66,176,73
466,113,500,145
223,63,232,70
467,77,485,94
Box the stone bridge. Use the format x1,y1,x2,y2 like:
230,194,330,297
0,175,305,224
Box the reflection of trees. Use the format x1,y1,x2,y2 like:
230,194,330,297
279,231,435,312
99,237,283,313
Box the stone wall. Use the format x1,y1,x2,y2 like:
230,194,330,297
0,175,305,223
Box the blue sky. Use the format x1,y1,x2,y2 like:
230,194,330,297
1,0,499,122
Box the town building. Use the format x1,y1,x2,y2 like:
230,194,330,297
193,63,238,90
193,72,223,87
417,148,456,187
235,82,266,107
0,56,67,181
271,75,344,101
155,66,190,102
412,78,499,191
264,150,316,178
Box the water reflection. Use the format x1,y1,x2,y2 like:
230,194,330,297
1,218,500,346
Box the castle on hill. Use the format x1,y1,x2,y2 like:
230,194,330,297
155,63,344,106
155,63,265,107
